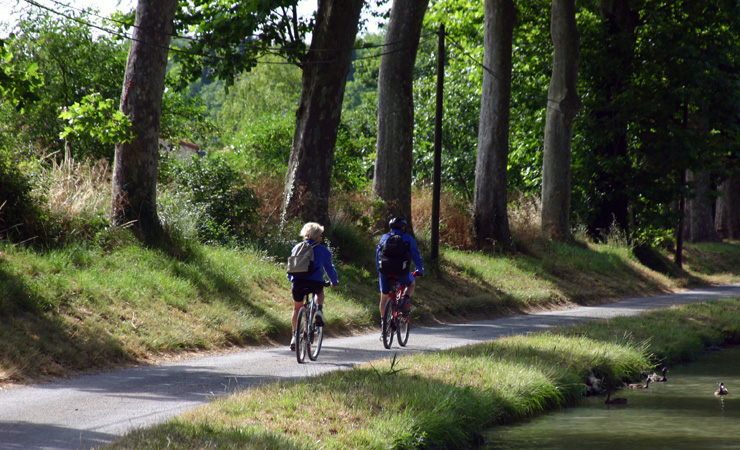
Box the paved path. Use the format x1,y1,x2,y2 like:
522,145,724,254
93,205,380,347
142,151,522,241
2,284,740,450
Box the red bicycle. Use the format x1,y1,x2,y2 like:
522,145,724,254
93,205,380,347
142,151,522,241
381,271,419,349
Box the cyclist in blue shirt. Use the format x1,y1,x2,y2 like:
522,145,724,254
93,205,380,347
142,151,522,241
376,217,423,328
287,222,339,351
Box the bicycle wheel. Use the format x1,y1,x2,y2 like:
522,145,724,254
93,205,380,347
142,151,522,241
308,306,323,361
397,307,410,346
382,299,394,349
295,306,309,363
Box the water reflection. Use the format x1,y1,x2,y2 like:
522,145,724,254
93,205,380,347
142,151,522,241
485,347,740,450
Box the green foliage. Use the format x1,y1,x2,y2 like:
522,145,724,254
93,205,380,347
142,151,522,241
219,114,294,179
172,1,313,88
206,58,300,178
335,98,377,191
3,8,128,160
0,148,43,242
2,8,217,165
58,93,133,145
0,39,43,112
571,0,740,240
170,155,261,245
160,88,218,146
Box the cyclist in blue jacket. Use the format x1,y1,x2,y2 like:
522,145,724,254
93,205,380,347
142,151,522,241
287,222,339,351
376,217,423,328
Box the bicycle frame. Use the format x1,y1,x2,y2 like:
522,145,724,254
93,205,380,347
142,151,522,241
382,273,416,349
295,281,329,363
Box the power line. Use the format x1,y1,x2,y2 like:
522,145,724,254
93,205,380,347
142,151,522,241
19,0,417,59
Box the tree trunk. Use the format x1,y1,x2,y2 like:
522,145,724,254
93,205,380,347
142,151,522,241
473,0,515,251
111,0,177,244
716,175,740,239
541,0,580,241
372,0,429,233
688,170,719,242
588,0,639,239
281,0,363,230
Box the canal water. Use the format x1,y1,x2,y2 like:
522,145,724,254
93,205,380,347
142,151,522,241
484,347,740,450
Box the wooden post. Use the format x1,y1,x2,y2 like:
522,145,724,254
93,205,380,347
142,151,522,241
431,24,444,263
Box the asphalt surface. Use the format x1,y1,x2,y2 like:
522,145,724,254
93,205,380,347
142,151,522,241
2,283,740,450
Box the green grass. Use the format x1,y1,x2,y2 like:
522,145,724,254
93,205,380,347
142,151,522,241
2,234,740,383
105,298,740,450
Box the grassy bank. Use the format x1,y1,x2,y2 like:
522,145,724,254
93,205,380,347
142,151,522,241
2,234,740,385
105,298,740,449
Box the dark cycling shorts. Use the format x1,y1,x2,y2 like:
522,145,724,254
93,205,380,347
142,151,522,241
292,278,325,302
378,271,413,294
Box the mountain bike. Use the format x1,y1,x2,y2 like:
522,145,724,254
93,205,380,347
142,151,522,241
295,281,330,363
381,271,419,349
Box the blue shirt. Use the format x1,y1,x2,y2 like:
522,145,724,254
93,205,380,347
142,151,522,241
287,240,339,285
376,230,424,275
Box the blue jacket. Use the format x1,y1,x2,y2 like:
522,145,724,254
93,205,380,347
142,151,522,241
287,240,339,285
376,230,424,275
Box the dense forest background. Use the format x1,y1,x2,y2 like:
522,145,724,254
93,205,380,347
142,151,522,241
1,0,739,258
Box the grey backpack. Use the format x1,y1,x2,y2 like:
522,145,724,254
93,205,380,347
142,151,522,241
287,242,319,277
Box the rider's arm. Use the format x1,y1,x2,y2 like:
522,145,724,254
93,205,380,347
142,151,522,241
315,246,339,286
406,235,424,275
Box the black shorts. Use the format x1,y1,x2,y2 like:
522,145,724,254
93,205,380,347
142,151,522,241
292,278,325,302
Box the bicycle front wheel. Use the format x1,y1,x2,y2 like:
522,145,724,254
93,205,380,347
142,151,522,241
397,309,410,346
308,308,323,361
296,307,309,363
382,299,394,349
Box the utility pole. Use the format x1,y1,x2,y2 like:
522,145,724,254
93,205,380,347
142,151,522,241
431,23,444,264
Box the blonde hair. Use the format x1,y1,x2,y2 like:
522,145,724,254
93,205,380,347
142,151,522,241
300,222,324,240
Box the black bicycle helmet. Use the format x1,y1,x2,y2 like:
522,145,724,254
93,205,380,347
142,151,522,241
388,217,407,231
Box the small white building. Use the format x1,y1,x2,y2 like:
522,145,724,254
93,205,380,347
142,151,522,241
159,139,204,160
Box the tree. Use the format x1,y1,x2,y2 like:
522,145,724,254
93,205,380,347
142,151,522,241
686,170,719,242
1,8,127,160
281,0,364,228
111,0,178,243
716,175,740,239
541,0,580,241
372,0,429,232
578,0,639,239
473,0,515,251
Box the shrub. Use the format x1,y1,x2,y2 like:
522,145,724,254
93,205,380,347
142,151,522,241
0,148,44,243
170,155,261,246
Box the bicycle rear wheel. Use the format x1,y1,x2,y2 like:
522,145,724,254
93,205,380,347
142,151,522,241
296,307,309,363
308,307,323,361
397,309,410,346
382,299,394,349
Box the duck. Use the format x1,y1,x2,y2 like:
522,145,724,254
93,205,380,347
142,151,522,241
715,382,728,396
605,391,628,405
648,367,668,382
627,377,650,389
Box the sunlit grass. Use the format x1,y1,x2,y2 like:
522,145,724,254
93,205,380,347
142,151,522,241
106,299,740,450
105,319,654,449
5,229,740,384
442,249,558,307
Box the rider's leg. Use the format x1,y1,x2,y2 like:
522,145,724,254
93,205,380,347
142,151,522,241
379,292,391,316
291,300,302,332
316,290,325,307
405,279,416,297
378,273,392,318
